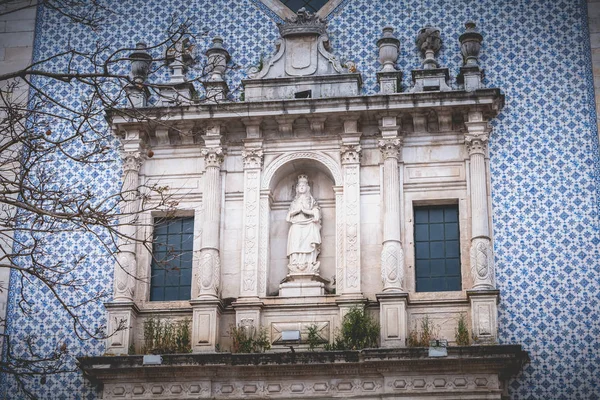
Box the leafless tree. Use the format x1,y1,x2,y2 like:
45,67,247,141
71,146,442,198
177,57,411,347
0,0,232,396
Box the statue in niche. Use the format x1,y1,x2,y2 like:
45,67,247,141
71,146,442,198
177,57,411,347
286,175,321,274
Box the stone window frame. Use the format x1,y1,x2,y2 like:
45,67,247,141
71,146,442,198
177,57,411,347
257,0,346,19
135,207,200,308
405,196,470,301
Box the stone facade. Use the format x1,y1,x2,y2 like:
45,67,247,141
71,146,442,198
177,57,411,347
2,0,600,399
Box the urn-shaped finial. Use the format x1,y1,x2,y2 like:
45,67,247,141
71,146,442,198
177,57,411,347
205,36,230,81
459,21,483,66
129,42,152,84
415,26,442,69
377,26,400,72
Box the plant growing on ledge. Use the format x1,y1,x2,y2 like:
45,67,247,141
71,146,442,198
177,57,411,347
407,315,440,347
142,317,192,354
229,324,271,353
455,313,470,346
324,306,379,350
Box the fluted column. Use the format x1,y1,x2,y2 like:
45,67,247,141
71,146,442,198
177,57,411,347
465,111,495,290
379,137,404,291
197,131,224,298
113,135,145,302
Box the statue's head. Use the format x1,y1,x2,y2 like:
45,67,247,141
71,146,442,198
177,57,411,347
296,175,309,195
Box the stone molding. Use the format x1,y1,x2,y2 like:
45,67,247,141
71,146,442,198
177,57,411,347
261,151,343,189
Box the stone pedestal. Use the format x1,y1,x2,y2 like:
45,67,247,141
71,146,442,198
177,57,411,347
467,289,499,344
377,293,408,348
190,299,223,352
204,80,228,102
377,71,402,94
458,65,484,92
279,273,329,297
411,68,451,92
105,302,139,355
232,300,263,333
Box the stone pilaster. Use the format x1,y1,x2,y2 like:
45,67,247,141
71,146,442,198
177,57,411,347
196,129,224,299
239,121,264,300
105,302,139,355
339,118,362,296
377,293,408,348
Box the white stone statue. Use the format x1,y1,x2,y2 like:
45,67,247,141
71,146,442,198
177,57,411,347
286,175,321,274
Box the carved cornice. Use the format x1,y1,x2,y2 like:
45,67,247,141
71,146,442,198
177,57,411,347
201,147,224,168
378,138,403,160
242,148,264,169
340,144,362,165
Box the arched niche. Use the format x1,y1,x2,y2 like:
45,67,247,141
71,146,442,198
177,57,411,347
258,152,342,297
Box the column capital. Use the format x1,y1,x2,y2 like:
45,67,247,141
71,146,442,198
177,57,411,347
378,137,403,160
340,144,362,165
121,151,146,173
464,131,489,156
242,147,264,169
201,146,224,168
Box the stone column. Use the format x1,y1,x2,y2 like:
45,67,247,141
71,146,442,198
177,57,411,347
379,136,404,291
464,110,499,344
196,130,224,298
338,118,362,297
191,125,224,352
106,129,145,355
376,115,409,348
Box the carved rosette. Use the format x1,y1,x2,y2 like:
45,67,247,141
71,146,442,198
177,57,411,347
114,251,136,301
378,138,403,160
465,133,489,156
470,237,495,289
381,241,404,291
198,248,220,296
201,147,224,168
340,144,362,165
242,148,264,169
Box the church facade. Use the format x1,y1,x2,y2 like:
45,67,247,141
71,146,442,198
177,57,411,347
2,0,599,399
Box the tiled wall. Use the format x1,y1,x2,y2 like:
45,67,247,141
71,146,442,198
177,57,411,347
2,0,600,398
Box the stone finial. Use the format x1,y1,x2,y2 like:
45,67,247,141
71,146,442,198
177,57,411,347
277,7,327,37
459,21,483,67
205,36,230,81
166,38,195,84
415,26,442,69
377,26,400,72
129,42,152,84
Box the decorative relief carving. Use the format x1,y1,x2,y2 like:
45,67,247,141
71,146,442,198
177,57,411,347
242,148,264,169
198,248,220,296
258,196,269,296
470,237,495,289
201,147,224,168
335,192,344,293
242,170,260,295
381,241,404,291
378,138,403,160
114,251,136,300
344,165,360,289
340,144,362,165
271,321,329,344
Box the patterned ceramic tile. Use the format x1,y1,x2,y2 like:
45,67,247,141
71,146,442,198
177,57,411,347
2,0,599,399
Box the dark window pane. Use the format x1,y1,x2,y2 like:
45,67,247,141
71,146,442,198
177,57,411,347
445,222,459,240
430,241,444,259
430,223,444,240
429,208,444,223
415,224,429,242
414,205,461,293
446,240,460,258
150,217,194,301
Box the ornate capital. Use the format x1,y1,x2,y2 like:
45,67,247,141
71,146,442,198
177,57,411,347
378,138,403,160
464,133,489,156
122,151,145,173
242,148,264,169
340,144,362,165
201,147,224,168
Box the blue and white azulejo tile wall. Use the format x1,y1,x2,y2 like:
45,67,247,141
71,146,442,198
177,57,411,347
3,0,599,398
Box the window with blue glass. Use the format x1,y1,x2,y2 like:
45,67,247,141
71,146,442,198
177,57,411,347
280,0,329,13
150,217,194,301
414,205,461,292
